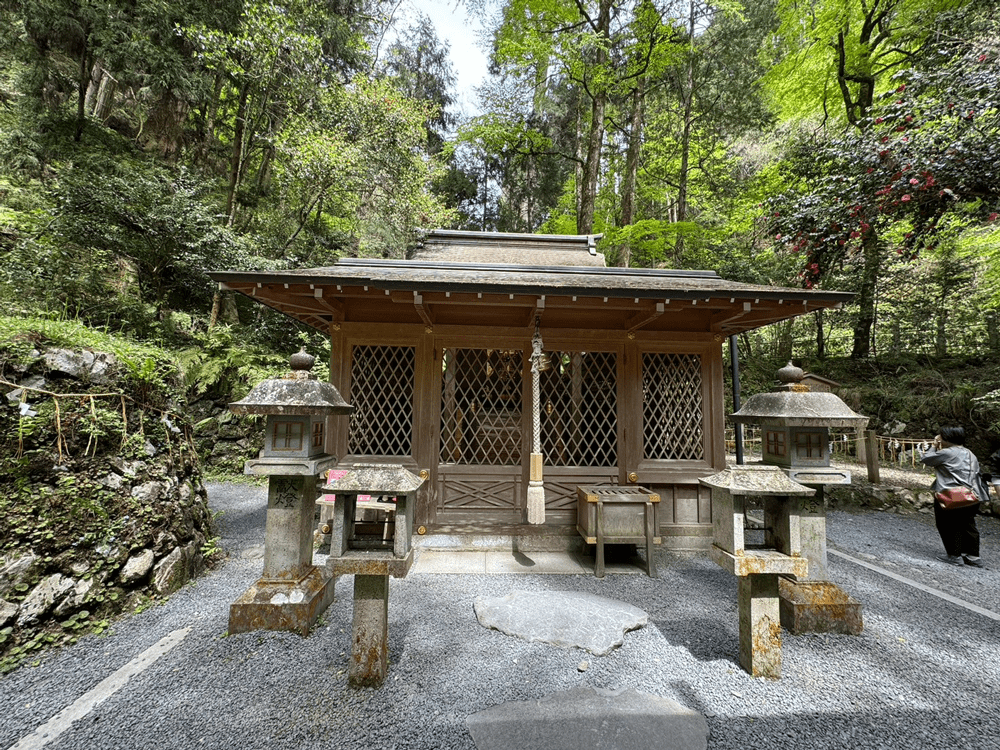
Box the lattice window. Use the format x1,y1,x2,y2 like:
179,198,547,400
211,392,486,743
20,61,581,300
348,345,415,456
273,421,303,451
540,351,617,467
642,352,704,460
795,431,823,459
766,430,786,457
440,348,523,465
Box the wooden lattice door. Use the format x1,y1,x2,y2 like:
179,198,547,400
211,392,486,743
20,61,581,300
437,348,524,523
538,350,619,521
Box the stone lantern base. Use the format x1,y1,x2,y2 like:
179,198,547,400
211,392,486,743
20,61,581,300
228,567,337,637
778,578,863,635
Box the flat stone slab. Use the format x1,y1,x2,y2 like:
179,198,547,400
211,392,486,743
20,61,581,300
466,686,708,750
474,590,647,655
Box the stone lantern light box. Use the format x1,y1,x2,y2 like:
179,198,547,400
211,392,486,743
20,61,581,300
235,349,352,477
735,362,867,487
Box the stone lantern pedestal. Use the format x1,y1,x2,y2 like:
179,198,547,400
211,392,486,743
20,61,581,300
702,465,812,678
323,464,423,688
227,350,353,637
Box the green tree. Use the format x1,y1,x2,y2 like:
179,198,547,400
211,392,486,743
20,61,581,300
768,12,1000,357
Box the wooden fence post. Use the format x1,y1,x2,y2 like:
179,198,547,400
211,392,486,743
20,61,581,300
865,430,880,484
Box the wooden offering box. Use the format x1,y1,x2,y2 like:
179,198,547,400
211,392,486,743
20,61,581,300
576,485,660,577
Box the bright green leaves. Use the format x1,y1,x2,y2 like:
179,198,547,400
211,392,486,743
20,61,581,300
765,0,969,126
273,78,452,259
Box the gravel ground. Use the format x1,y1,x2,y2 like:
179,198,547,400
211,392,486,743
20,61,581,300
1,481,998,750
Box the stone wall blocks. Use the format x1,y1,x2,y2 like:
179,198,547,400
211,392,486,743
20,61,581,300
17,574,74,626
1,598,19,628
183,539,205,579
43,349,93,380
119,549,155,585
53,578,94,618
152,547,187,596
0,552,40,598
109,457,136,478
154,531,179,556
131,480,166,505
100,472,125,490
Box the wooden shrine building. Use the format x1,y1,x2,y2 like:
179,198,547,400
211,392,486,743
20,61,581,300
211,230,852,548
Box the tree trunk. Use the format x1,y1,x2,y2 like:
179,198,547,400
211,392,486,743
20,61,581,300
675,0,697,263
578,91,605,235
75,39,92,142
206,73,224,144
209,290,222,329
935,309,948,357
850,230,880,358
226,81,251,226
619,80,645,268
987,310,999,352
84,60,103,113
815,309,825,359
574,93,584,223
92,71,117,122
576,0,612,236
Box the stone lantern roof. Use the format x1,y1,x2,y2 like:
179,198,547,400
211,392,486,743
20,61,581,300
229,349,354,416
324,463,424,495
731,362,868,429
699,464,815,496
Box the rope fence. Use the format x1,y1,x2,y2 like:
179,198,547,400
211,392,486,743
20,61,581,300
725,426,933,472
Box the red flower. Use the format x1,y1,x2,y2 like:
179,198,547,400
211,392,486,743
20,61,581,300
897,84,906,92
901,194,912,202
990,213,998,222
909,178,919,185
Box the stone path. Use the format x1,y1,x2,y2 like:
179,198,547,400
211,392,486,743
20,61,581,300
466,686,708,750
474,590,648,656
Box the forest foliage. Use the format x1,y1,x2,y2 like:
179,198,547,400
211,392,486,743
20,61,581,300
0,0,997,407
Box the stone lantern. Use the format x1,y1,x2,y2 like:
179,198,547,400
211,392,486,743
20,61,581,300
323,464,424,688
701,465,812,678
731,362,869,635
227,349,353,636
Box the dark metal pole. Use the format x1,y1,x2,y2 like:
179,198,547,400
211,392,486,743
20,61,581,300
729,334,744,464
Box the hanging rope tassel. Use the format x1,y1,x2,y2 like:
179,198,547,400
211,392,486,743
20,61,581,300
526,318,546,524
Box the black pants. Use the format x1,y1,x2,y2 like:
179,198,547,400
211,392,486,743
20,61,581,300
934,502,980,558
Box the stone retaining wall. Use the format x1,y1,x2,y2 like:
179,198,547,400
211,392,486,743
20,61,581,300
826,483,1000,517
1,345,215,671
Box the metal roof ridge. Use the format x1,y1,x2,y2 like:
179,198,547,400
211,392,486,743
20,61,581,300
336,258,720,279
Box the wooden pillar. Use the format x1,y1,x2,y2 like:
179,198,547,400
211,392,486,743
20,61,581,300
865,429,880,484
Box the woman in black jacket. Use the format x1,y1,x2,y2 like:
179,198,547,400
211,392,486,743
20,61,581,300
920,426,989,567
